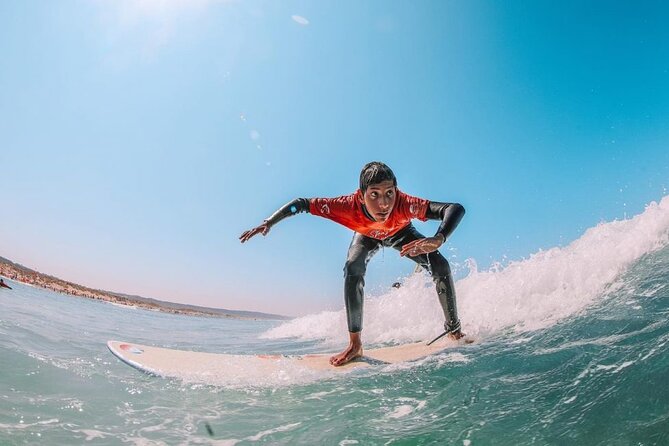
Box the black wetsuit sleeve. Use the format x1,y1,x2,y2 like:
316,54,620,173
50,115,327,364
425,202,465,242
264,198,311,228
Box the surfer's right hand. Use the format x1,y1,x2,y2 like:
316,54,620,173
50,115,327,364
239,223,270,243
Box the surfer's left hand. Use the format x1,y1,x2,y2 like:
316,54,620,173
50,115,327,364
400,235,444,257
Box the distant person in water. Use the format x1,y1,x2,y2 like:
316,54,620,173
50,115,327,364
240,161,466,366
0,278,12,289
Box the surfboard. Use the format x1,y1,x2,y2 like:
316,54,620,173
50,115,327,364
107,336,473,381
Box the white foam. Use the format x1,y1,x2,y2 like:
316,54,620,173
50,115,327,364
75,429,109,441
563,395,577,404
384,397,427,419
246,422,301,441
263,196,669,344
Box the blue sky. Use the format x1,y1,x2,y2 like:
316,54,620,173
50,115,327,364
1,0,668,316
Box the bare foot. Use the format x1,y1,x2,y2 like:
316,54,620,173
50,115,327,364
448,330,465,341
329,342,363,367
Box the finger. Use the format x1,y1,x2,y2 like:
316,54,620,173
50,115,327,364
408,242,432,257
418,240,437,249
400,240,419,253
404,239,420,249
401,247,422,257
416,240,440,253
421,239,440,252
241,229,259,243
401,240,424,256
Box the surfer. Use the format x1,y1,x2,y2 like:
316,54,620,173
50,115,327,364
0,278,12,289
240,162,465,366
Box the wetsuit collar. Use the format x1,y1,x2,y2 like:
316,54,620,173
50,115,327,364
357,190,376,222
361,203,375,222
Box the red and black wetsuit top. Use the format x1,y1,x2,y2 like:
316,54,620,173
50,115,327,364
308,189,429,240
263,189,464,242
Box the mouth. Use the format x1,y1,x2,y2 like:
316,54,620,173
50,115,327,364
376,212,389,220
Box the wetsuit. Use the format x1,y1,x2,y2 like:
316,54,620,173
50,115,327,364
264,189,465,334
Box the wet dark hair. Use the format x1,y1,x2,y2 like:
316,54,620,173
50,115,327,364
359,162,397,192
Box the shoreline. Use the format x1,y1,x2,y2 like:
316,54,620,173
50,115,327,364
0,257,289,321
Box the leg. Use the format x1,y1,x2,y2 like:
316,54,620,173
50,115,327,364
427,253,461,334
343,232,381,333
389,225,462,335
331,233,380,366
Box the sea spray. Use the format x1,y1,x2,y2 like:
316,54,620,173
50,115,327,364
262,196,669,346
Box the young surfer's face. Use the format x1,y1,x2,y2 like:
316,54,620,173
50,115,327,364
362,180,396,222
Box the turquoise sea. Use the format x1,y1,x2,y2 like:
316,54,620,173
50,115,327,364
2,197,669,445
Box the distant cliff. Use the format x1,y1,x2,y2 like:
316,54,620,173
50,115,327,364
0,256,289,321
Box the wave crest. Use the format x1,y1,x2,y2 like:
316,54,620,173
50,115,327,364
262,196,669,346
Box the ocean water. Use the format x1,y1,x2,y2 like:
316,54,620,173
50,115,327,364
2,196,669,445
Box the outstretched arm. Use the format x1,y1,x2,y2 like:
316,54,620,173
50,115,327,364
239,198,310,243
400,202,465,257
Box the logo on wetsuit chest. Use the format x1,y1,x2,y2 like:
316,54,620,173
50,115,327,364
320,204,330,214
369,229,389,239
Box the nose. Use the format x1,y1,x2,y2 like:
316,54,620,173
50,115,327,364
379,196,390,210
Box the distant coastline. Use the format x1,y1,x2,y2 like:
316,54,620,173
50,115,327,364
0,256,290,321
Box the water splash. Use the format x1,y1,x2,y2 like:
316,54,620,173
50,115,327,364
262,196,669,346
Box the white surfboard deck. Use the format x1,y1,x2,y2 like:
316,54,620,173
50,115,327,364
107,337,474,380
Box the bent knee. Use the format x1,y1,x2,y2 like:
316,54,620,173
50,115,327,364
343,259,367,277
428,254,451,278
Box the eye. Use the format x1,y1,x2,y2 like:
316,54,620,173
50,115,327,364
370,192,378,199
386,190,394,197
